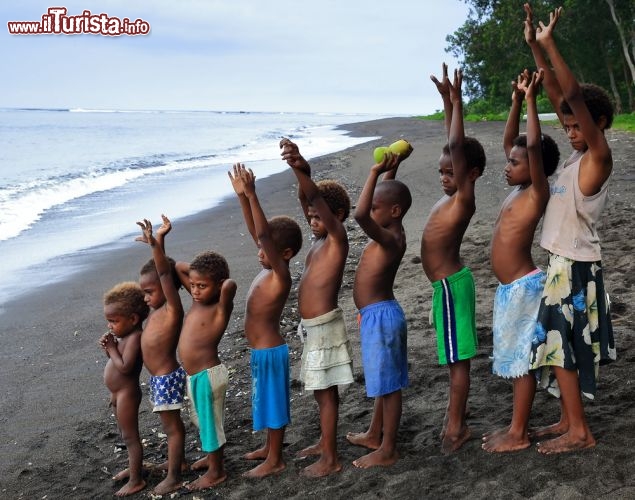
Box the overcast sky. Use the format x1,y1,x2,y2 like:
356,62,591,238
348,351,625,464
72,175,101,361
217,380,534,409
2,1,470,115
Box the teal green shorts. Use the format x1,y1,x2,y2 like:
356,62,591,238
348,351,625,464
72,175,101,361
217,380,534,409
431,267,477,365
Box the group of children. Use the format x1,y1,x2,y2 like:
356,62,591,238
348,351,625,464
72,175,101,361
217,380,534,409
99,4,616,496
102,213,237,496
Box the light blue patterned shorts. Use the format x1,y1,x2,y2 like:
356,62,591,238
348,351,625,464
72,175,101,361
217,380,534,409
492,270,545,378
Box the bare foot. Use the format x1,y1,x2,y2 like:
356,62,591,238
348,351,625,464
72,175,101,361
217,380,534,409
186,472,227,490
296,442,322,458
300,457,342,478
115,478,146,497
481,430,530,453
346,431,381,450
154,459,189,474
191,457,208,471
440,408,470,440
537,432,596,455
242,460,286,478
482,425,510,440
243,446,268,460
112,466,150,481
439,414,448,440
352,448,398,469
441,426,472,455
152,477,182,496
528,421,568,439
112,467,130,481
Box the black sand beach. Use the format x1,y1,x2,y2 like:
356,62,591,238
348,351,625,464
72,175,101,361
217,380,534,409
1,117,633,499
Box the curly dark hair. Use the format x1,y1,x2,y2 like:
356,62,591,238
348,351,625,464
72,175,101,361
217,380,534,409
103,281,149,322
316,179,351,220
139,256,182,290
190,251,230,282
269,216,303,257
560,83,614,129
442,136,486,175
512,133,560,177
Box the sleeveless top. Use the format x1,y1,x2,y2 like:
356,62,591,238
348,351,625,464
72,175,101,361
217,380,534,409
539,152,609,262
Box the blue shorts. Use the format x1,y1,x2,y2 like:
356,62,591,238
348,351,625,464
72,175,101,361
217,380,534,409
251,344,290,431
149,365,186,412
492,270,545,378
358,299,408,397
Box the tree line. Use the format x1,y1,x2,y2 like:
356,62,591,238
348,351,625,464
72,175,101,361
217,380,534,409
446,0,634,115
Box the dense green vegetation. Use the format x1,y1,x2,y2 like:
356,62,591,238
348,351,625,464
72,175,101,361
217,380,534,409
419,111,635,133
612,112,635,132
441,0,634,119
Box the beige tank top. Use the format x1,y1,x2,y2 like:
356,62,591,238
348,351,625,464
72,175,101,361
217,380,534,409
540,153,609,262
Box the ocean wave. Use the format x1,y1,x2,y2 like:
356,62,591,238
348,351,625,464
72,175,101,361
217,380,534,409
0,110,382,246
0,153,230,241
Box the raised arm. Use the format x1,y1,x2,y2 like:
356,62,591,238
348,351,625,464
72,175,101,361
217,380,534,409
136,218,183,315
281,138,347,240
534,6,612,192
175,261,192,294
228,163,257,244
524,3,564,125
431,62,453,138
218,278,237,318
280,138,313,224
504,71,528,158
354,153,401,247
239,166,290,277
154,213,171,254
521,69,550,199
381,146,412,181
447,68,473,201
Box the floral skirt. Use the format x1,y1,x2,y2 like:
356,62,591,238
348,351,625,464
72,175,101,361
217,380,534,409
529,253,616,399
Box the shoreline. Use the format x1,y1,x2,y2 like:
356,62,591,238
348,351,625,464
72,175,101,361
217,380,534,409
0,110,386,309
0,117,413,316
1,117,633,499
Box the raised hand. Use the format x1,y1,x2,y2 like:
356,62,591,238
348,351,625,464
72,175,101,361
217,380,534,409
153,213,171,250
448,68,463,103
135,218,154,245
524,69,544,100
371,151,400,175
535,7,562,45
228,163,247,195
238,164,257,196
430,62,450,99
280,138,310,173
512,69,530,101
156,214,172,239
523,3,536,45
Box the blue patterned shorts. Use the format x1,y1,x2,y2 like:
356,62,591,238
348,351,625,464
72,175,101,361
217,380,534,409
149,365,186,412
492,270,545,378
